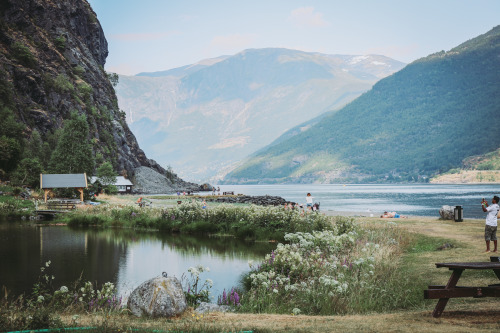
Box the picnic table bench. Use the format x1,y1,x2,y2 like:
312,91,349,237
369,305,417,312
47,200,78,210
424,257,500,317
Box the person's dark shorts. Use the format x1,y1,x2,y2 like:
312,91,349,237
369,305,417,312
485,225,497,241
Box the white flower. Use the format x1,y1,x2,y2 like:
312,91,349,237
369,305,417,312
37,295,44,302
59,286,68,293
273,288,278,293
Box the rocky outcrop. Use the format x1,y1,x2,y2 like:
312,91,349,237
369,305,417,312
208,195,288,206
133,166,200,193
0,0,198,192
127,276,187,318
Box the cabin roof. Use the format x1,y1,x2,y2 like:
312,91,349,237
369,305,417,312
40,173,88,189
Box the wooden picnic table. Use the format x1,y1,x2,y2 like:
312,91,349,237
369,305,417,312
424,258,500,317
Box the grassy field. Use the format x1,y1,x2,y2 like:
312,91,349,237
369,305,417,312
44,215,500,332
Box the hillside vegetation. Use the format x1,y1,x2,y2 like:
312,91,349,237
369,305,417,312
224,26,500,184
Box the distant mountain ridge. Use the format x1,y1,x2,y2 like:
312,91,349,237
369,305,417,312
223,26,500,184
116,48,405,182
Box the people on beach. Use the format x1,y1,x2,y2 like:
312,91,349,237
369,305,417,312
482,196,499,253
306,193,313,208
381,211,406,218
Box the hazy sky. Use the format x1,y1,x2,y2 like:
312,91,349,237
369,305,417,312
87,0,500,75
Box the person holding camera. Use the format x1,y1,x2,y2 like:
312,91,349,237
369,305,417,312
482,195,499,253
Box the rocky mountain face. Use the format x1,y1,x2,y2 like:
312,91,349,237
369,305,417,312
0,0,197,192
116,48,405,183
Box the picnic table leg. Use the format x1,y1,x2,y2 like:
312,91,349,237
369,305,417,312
493,269,500,280
432,269,463,318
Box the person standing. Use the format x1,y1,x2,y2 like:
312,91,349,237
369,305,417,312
306,193,314,209
482,195,499,253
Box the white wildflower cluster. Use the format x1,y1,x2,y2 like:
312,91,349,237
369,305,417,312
97,282,116,299
246,230,387,309
164,202,331,232
188,264,210,278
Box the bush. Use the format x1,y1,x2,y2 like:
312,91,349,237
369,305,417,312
54,35,66,51
11,42,36,67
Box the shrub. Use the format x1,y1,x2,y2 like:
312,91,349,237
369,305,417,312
11,42,36,67
54,35,66,51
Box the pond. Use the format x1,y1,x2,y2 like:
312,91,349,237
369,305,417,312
0,221,276,301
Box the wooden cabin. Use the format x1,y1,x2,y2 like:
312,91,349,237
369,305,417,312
40,173,87,202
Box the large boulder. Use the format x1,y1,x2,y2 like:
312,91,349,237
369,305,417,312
127,276,187,318
439,205,455,220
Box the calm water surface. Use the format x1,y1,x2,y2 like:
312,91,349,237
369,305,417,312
214,184,499,219
0,223,274,299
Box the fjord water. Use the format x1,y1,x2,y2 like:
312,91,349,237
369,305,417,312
217,184,499,219
0,223,275,300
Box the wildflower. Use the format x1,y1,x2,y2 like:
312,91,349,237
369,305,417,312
60,286,69,293
37,295,44,303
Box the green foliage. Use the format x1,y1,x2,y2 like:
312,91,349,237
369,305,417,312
11,41,36,67
73,65,85,76
48,113,95,175
182,265,212,308
63,202,332,241
0,107,25,174
0,195,34,218
229,26,500,182
106,72,119,87
96,161,116,186
0,68,13,107
53,35,66,51
11,158,42,188
77,81,93,101
53,74,74,93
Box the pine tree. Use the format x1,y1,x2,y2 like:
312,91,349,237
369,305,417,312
48,113,95,175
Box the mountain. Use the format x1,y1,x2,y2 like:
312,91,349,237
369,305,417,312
223,26,500,184
0,0,197,192
115,49,405,182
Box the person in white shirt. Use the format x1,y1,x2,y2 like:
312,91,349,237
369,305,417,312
306,193,314,209
482,195,499,253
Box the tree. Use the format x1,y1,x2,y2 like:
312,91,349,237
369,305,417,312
0,107,25,174
48,113,95,176
96,161,116,186
12,158,42,188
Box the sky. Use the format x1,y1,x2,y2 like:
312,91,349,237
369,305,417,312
87,0,500,76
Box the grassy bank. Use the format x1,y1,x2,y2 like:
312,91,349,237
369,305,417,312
59,201,332,241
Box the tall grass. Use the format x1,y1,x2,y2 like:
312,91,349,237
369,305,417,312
233,219,429,315
63,202,332,241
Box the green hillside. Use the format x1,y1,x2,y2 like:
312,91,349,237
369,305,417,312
224,26,500,184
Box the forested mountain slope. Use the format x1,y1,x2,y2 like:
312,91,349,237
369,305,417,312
224,26,500,184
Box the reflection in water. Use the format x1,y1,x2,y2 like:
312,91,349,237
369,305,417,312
0,222,275,300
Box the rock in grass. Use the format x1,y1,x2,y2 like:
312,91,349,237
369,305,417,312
439,205,455,220
127,276,187,318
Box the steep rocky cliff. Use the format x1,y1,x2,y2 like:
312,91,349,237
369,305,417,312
0,0,197,192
